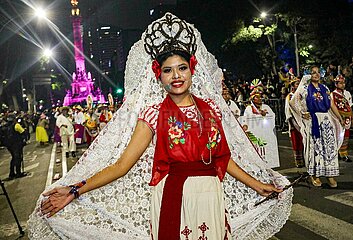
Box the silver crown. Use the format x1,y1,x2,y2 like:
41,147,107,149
143,13,197,59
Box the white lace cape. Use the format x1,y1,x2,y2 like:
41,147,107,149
28,14,292,240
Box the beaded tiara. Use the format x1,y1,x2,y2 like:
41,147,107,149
143,13,197,60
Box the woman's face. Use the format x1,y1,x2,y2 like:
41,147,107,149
311,67,320,82
336,80,346,90
160,55,192,96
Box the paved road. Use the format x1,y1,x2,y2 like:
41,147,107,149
0,132,353,239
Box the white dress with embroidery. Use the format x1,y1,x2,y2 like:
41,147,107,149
290,81,343,177
139,100,231,239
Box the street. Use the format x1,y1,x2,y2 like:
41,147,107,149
0,132,353,240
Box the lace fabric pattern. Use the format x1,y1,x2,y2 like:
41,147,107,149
28,13,292,240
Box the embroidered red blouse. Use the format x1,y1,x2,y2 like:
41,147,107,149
138,95,231,186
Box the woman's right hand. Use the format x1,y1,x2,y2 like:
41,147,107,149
41,186,74,217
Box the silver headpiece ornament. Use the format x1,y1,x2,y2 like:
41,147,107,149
143,13,197,59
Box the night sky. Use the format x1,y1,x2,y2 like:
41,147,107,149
1,0,353,108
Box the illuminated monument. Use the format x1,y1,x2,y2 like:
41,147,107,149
63,0,105,106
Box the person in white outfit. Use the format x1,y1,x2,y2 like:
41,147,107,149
222,88,240,118
56,106,76,158
244,88,275,117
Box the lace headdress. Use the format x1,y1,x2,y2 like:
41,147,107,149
28,13,292,240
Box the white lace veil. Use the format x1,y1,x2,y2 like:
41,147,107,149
28,13,292,240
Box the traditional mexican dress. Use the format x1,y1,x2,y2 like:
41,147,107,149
36,118,49,143
99,111,113,130
292,83,342,177
332,89,352,157
243,102,274,117
139,95,231,240
285,92,304,167
56,114,76,154
84,113,99,145
73,111,85,144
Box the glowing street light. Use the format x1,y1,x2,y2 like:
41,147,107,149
0,6,49,34
43,48,53,58
34,7,48,20
260,12,268,18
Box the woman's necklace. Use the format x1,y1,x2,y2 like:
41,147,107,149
189,95,203,137
189,95,212,165
201,132,212,165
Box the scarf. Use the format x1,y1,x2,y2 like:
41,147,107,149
306,83,331,138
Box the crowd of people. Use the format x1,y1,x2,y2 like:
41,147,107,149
0,103,119,180
222,61,353,129
0,12,352,240
221,63,353,189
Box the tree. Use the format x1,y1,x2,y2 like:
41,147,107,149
227,16,280,76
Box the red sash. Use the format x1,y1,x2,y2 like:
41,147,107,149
332,90,352,117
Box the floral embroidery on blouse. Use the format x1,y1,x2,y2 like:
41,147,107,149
312,86,330,102
313,91,323,101
207,118,221,150
207,110,221,150
168,116,191,149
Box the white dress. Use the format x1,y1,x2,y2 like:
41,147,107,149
290,82,343,177
139,101,231,239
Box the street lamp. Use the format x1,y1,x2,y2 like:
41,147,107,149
1,5,51,112
34,7,48,20
260,12,268,18
43,48,53,58
0,7,49,34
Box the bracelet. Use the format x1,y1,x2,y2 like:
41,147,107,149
68,185,80,198
68,180,86,199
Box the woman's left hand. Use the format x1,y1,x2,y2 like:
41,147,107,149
255,183,283,197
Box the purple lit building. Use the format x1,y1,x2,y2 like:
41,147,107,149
63,0,105,106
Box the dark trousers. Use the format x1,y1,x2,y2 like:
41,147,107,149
8,146,24,177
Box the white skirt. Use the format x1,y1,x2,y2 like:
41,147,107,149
305,112,340,177
150,175,231,240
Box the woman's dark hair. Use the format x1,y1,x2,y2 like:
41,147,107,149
310,65,319,71
156,50,191,66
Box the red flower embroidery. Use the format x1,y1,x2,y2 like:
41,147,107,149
168,125,183,139
152,60,161,80
189,55,198,75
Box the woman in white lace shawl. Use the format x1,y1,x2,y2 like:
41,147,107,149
289,66,344,188
28,13,292,240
